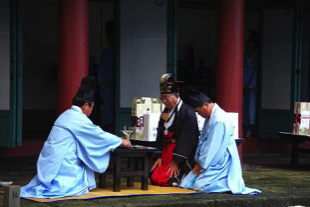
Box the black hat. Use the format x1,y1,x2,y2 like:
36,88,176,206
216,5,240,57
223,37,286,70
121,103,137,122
160,73,179,94
181,86,211,108
74,76,95,103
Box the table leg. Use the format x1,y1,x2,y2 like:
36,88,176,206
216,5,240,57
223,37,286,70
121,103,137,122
127,157,134,187
99,172,106,188
113,154,121,192
141,154,149,190
291,140,299,167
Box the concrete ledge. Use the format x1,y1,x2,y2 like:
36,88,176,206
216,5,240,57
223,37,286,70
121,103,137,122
3,185,20,207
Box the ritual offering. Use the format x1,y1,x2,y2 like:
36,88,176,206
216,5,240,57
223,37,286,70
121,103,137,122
120,126,134,140
293,102,310,135
132,97,163,140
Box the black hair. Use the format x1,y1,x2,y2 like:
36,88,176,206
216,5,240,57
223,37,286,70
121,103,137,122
196,98,212,108
205,98,213,104
72,96,92,107
180,85,213,108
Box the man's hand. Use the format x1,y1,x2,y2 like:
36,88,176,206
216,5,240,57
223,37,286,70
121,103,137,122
167,160,179,177
150,158,162,172
121,139,132,148
192,163,202,176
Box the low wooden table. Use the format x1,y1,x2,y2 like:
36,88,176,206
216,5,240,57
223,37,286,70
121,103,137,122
278,132,310,167
131,138,244,147
99,145,157,192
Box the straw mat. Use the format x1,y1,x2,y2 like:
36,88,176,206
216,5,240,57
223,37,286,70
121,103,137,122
25,182,198,203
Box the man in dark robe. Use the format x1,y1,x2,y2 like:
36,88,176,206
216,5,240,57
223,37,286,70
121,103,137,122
150,73,199,186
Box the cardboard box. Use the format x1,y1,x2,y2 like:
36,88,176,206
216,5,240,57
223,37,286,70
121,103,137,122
132,98,144,116
151,98,161,113
294,102,308,116
141,97,152,114
293,102,310,135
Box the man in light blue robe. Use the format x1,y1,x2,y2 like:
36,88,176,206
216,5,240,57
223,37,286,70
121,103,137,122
180,86,261,195
21,77,131,198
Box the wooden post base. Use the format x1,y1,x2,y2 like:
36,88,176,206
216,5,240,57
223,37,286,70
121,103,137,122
3,185,20,207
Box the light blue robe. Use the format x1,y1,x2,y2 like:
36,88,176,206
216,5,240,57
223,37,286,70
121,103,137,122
21,106,122,198
180,104,261,195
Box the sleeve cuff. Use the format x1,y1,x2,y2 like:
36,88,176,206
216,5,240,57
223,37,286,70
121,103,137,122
173,153,188,163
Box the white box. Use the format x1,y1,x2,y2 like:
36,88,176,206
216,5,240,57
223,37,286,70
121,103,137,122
141,97,152,114
132,98,144,116
293,102,310,135
151,98,161,113
294,102,308,116
299,118,309,135
143,113,160,141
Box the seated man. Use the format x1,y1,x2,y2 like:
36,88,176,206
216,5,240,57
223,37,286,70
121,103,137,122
21,76,131,198
150,73,199,186
180,86,261,194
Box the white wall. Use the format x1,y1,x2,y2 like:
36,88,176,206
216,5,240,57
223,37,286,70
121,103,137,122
0,0,10,110
120,0,167,108
261,9,293,110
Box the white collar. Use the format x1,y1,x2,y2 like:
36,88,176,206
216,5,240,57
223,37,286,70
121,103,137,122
163,98,183,130
72,105,83,113
177,98,182,111
209,103,218,120
168,98,182,115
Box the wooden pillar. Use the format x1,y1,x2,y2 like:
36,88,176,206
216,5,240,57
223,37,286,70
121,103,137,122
58,0,88,114
216,0,244,160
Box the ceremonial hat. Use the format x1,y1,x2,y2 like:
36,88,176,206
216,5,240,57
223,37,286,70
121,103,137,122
160,73,179,94
74,76,95,103
181,86,211,108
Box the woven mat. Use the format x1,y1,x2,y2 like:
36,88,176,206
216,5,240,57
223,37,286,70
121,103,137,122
25,182,198,203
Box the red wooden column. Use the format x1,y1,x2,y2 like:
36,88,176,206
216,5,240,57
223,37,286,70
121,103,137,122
216,0,244,159
58,0,88,114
